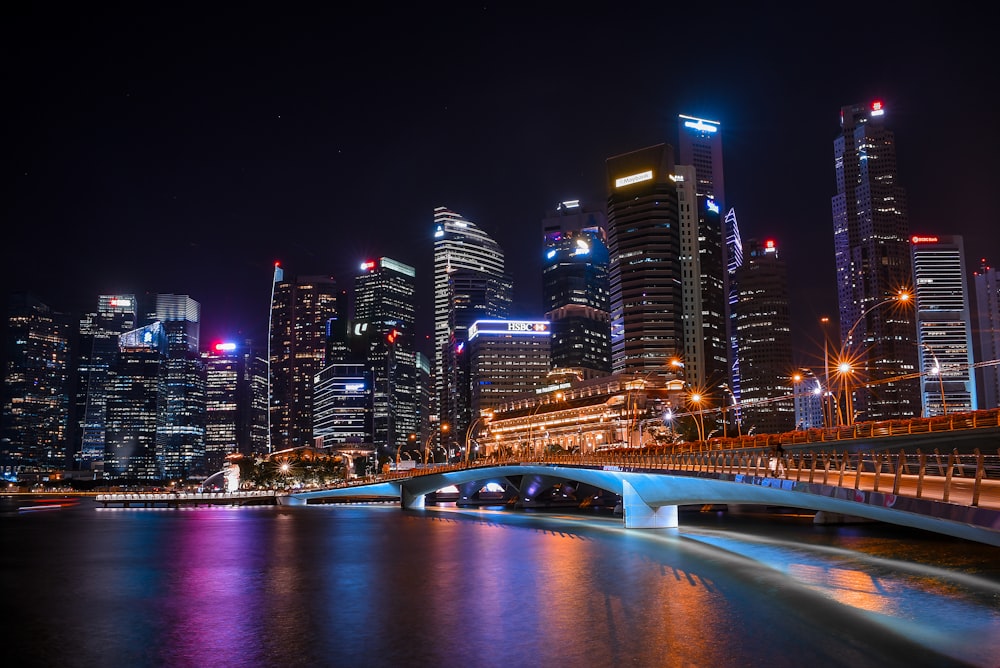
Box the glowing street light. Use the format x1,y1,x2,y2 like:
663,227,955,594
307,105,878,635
835,290,912,426
423,423,449,465
689,392,706,442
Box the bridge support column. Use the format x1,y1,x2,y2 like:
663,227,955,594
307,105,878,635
622,480,678,529
400,486,426,510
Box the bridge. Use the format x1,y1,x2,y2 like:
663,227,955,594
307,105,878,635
280,410,1000,547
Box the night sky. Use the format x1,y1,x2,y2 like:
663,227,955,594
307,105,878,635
5,4,998,365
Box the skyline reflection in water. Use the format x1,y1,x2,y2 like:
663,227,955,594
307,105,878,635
2,499,998,668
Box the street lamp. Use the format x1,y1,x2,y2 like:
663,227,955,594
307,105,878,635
689,392,706,442
835,290,912,426
423,423,449,465
465,413,492,463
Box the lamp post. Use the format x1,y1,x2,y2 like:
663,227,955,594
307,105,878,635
689,392,706,442
464,413,491,463
819,316,833,427
835,291,911,426
423,423,449,465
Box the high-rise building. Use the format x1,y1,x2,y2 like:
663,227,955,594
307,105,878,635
354,257,418,449
269,269,339,451
675,164,706,385
910,235,977,415
202,340,264,472
733,239,795,434
104,322,166,482
724,207,744,405
832,100,919,421
973,259,1000,409
678,114,730,390
432,206,511,449
153,294,206,479
73,294,137,469
1,293,73,476
467,319,552,416
313,362,373,445
606,144,682,377
541,200,611,380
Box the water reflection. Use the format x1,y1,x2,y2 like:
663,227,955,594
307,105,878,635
3,500,999,668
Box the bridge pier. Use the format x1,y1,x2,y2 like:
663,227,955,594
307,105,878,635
400,486,426,510
622,480,678,529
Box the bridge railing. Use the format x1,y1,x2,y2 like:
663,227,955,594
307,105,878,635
526,447,1000,508
665,407,1000,453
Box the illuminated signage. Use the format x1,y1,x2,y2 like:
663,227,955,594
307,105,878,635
911,235,939,244
615,170,653,188
360,260,377,271
109,298,132,308
559,200,580,209
679,114,720,132
706,198,719,214
468,320,550,340
669,174,685,182
214,342,237,352
870,100,885,117
765,239,776,253
344,383,365,392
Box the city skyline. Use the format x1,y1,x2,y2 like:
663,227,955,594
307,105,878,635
5,5,998,367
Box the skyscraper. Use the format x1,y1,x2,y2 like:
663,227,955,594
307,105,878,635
832,100,919,421
74,294,137,469
973,259,1000,409
467,319,552,415
269,270,339,451
354,257,418,449
104,322,166,481
202,341,264,472
724,207,744,405
541,200,611,379
432,206,511,448
678,114,730,389
153,294,206,479
1,293,73,476
910,235,977,415
606,144,682,377
733,239,795,433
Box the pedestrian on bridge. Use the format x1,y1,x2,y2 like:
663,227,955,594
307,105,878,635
769,443,786,478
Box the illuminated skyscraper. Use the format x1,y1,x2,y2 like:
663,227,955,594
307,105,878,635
202,341,264,471
541,200,611,379
724,207,744,405
104,322,166,481
468,319,552,415
269,271,339,450
153,294,206,479
910,235,977,415
606,144,682,377
733,239,794,433
832,100,919,421
432,207,511,449
1,293,73,476
678,114,729,389
354,257,418,449
73,294,137,469
973,259,1000,408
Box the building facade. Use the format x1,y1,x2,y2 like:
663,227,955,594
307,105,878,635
733,239,795,433
678,114,729,391
974,259,1000,409
353,257,418,449
910,235,977,415
269,268,339,451
1,293,73,476
467,319,552,416
541,200,611,380
606,144,683,377
74,294,137,469
432,206,511,450
832,100,919,421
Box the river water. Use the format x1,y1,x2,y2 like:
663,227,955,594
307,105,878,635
2,497,999,668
